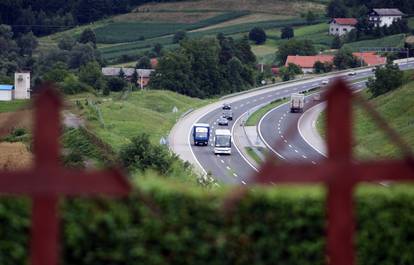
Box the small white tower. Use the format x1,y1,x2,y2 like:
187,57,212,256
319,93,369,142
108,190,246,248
14,72,31,99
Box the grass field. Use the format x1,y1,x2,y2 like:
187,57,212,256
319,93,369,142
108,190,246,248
0,100,29,113
343,34,406,51
317,71,414,159
75,90,211,151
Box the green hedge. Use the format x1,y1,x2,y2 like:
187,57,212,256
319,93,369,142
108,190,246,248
1,180,413,265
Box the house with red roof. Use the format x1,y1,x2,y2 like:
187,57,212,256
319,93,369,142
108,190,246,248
329,18,358,36
285,52,386,73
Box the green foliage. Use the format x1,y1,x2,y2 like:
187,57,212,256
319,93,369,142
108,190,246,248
281,26,294,39
107,77,127,92
368,62,403,97
280,63,303,81
248,27,267,45
331,35,342,49
333,47,361,69
61,74,90,94
276,39,316,65
2,183,414,265
58,34,76,51
79,61,105,90
306,11,317,24
79,28,97,47
173,30,187,44
43,62,71,83
136,56,152,69
119,133,174,174
16,31,38,56
343,34,405,52
313,61,333,73
150,36,255,98
326,0,348,17
2,128,30,143
0,100,28,113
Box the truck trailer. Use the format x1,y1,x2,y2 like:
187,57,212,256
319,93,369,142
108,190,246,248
193,123,210,146
290,93,305,113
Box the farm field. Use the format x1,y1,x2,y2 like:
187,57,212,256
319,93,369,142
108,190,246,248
38,0,327,63
343,34,406,51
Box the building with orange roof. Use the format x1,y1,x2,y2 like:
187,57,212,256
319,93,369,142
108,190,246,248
285,52,386,73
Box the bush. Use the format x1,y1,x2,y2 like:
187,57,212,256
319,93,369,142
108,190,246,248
173,30,187,44
119,133,174,174
367,62,403,97
248,27,267,44
106,77,127,92
1,184,414,265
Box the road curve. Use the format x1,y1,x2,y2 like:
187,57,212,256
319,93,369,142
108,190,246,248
170,62,414,185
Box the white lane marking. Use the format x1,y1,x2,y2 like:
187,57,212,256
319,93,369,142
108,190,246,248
226,166,231,170
220,160,224,163
233,173,238,177
284,139,288,143
294,149,299,153
217,154,220,157
211,126,214,129
213,122,217,125
288,144,292,148
283,113,286,117
302,155,307,159
312,161,317,165
281,135,284,138
241,181,246,185
211,143,214,146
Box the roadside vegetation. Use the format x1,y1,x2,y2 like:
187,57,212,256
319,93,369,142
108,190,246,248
317,69,414,159
245,98,289,126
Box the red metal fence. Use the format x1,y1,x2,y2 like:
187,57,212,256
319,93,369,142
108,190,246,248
0,80,413,265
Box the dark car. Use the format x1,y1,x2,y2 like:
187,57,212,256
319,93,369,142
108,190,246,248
218,116,229,126
222,103,231,110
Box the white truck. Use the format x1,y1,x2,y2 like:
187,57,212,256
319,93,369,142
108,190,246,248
214,129,231,155
290,93,305,113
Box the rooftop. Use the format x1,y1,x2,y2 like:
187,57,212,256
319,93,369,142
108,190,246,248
371,8,404,16
330,18,358,26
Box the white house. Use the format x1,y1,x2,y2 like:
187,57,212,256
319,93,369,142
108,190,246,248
329,18,358,36
0,85,14,101
368,8,404,27
14,72,31,99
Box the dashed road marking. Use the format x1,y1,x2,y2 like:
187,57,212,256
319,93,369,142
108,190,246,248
311,161,317,165
217,154,220,157
284,139,288,143
226,166,231,170
241,181,246,185
233,173,238,177
302,155,307,159
281,135,284,138
220,160,224,164
294,149,299,153
288,144,292,148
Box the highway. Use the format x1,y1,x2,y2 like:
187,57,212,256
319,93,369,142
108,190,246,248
169,61,414,185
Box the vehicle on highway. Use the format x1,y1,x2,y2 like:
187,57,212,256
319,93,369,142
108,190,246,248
222,103,231,110
223,109,233,120
348,71,356,76
214,129,231,155
322,80,329,85
290,93,305,113
192,123,210,146
218,116,229,126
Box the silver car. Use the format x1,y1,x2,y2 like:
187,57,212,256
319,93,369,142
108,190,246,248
218,116,229,126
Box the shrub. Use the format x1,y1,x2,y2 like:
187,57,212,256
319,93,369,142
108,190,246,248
248,27,266,44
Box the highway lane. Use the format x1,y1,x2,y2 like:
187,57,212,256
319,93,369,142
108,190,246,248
190,68,380,184
258,62,414,163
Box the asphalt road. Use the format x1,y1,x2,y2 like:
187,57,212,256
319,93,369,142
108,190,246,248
170,61,414,185
259,62,414,165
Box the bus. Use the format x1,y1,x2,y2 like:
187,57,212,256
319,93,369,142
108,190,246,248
214,129,231,155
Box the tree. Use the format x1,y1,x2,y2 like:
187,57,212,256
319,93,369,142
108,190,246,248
119,133,173,174
280,63,303,81
276,39,316,65
217,33,236,64
69,43,99,69
333,47,360,69
281,27,294,39
58,34,76,51
17,31,38,56
249,27,266,45
234,36,256,65
43,62,70,82
152,43,163,57
79,28,96,47
313,61,333,73
367,62,403,97
326,0,348,18
306,11,316,24
136,56,151,69
173,30,187,44
78,61,105,90
331,35,342,49
118,68,125,78
107,77,126,92
131,69,138,87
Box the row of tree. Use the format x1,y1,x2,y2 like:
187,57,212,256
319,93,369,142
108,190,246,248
150,34,257,98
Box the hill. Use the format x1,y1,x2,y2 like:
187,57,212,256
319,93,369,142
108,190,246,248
38,0,327,63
